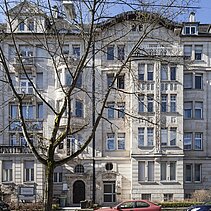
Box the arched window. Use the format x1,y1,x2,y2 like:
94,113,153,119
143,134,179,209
74,164,84,173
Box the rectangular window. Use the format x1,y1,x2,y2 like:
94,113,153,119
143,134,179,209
10,104,18,119
75,100,83,117
195,45,203,60
138,95,145,113
147,95,153,112
161,162,167,180
148,161,154,181
107,74,114,88
72,45,80,58
170,128,177,146
194,164,201,182
138,161,145,181
27,19,34,31
184,132,192,150
170,95,176,112
24,161,34,182
184,102,192,119
107,46,114,60
20,79,33,94
117,75,125,89
10,134,17,146
37,103,43,119
161,128,168,146
170,67,176,80
53,172,63,183
117,103,125,118
65,69,73,86
22,104,34,119
184,73,193,89
142,194,151,201
138,127,144,146
103,181,116,202
2,161,13,182
170,162,176,180
194,133,202,150
36,72,43,89
147,128,154,146
164,194,173,202
76,72,83,88
147,64,154,80
117,45,125,61
195,102,203,119
161,64,168,80
161,95,167,112
185,164,192,182
106,133,115,150
107,102,115,119
138,64,145,80
18,19,24,31
184,45,192,60
195,74,202,89
117,133,125,150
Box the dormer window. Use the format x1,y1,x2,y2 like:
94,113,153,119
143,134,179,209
27,19,34,31
185,26,196,35
18,18,35,32
18,19,25,31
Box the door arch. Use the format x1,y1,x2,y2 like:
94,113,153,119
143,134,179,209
73,180,85,204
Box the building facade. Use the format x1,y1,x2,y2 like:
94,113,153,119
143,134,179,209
0,1,211,207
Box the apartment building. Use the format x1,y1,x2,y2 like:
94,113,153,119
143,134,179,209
0,1,211,207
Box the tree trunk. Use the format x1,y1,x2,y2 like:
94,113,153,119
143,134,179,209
44,161,54,211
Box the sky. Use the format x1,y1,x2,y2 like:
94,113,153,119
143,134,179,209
195,0,211,23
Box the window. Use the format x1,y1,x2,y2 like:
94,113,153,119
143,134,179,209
161,128,168,146
195,45,203,60
117,75,125,89
147,95,153,112
105,163,113,171
107,46,114,60
72,45,80,58
195,102,203,119
184,45,192,60
2,161,13,182
20,79,33,94
170,67,176,80
185,164,192,182
161,162,176,181
10,104,18,119
74,164,84,173
194,133,202,150
147,64,153,80
106,133,115,150
117,45,125,61
19,45,33,57
184,132,192,150
184,102,192,118
36,72,43,89
27,19,34,31
147,128,154,146
117,133,125,150
184,73,192,89
138,161,154,182
138,128,144,147
138,64,145,80
164,194,173,201
138,95,145,113
22,104,34,119
161,95,167,112
170,95,176,112
107,74,114,88
65,69,72,86
184,26,196,35
37,103,43,119
10,134,17,146
67,135,78,155
142,194,151,201
184,73,203,89
161,64,168,80
103,181,116,203
195,74,202,89
117,103,125,118
194,164,201,182
76,72,83,88
18,19,24,31
62,45,69,55
75,100,83,117
24,161,34,182
54,167,62,183
170,128,177,146
107,102,115,119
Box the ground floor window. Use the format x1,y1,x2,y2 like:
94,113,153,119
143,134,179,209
164,193,173,201
103,181,116,203
141,194,151,200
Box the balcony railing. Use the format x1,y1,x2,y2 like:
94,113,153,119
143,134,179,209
0,145,32,154
9,120,43,131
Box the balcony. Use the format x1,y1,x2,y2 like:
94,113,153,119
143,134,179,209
9,120,43,131
12,56,36,70
0,145,32,154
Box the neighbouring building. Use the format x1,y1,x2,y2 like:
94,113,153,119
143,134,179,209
0,1,211,207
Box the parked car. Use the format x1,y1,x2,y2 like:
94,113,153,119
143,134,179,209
187,204,211,211
98,200,161,211
0,201,10,211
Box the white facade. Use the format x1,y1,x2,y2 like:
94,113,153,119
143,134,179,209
0,1,211,207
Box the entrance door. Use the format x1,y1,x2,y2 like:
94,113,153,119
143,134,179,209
73,180,85,204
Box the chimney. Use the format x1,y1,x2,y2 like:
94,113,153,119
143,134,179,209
52,5,59,19
189,12,196,22
62,1,76,20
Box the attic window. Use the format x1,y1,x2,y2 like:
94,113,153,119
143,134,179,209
18,19,24,31
184,26,196,35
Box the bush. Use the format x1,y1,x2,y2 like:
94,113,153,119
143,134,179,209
159,201,204,208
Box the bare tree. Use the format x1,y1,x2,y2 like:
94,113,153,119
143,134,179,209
0,0,198,210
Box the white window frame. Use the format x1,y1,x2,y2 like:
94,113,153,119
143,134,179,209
2,161,13,182
24,161,34,182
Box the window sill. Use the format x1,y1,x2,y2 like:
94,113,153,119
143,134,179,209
138,181,158,185
160,181,180,185
138,146,154,149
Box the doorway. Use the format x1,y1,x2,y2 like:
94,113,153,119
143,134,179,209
73,180,85,204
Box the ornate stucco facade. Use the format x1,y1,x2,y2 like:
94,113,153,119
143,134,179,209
0,1,211,207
